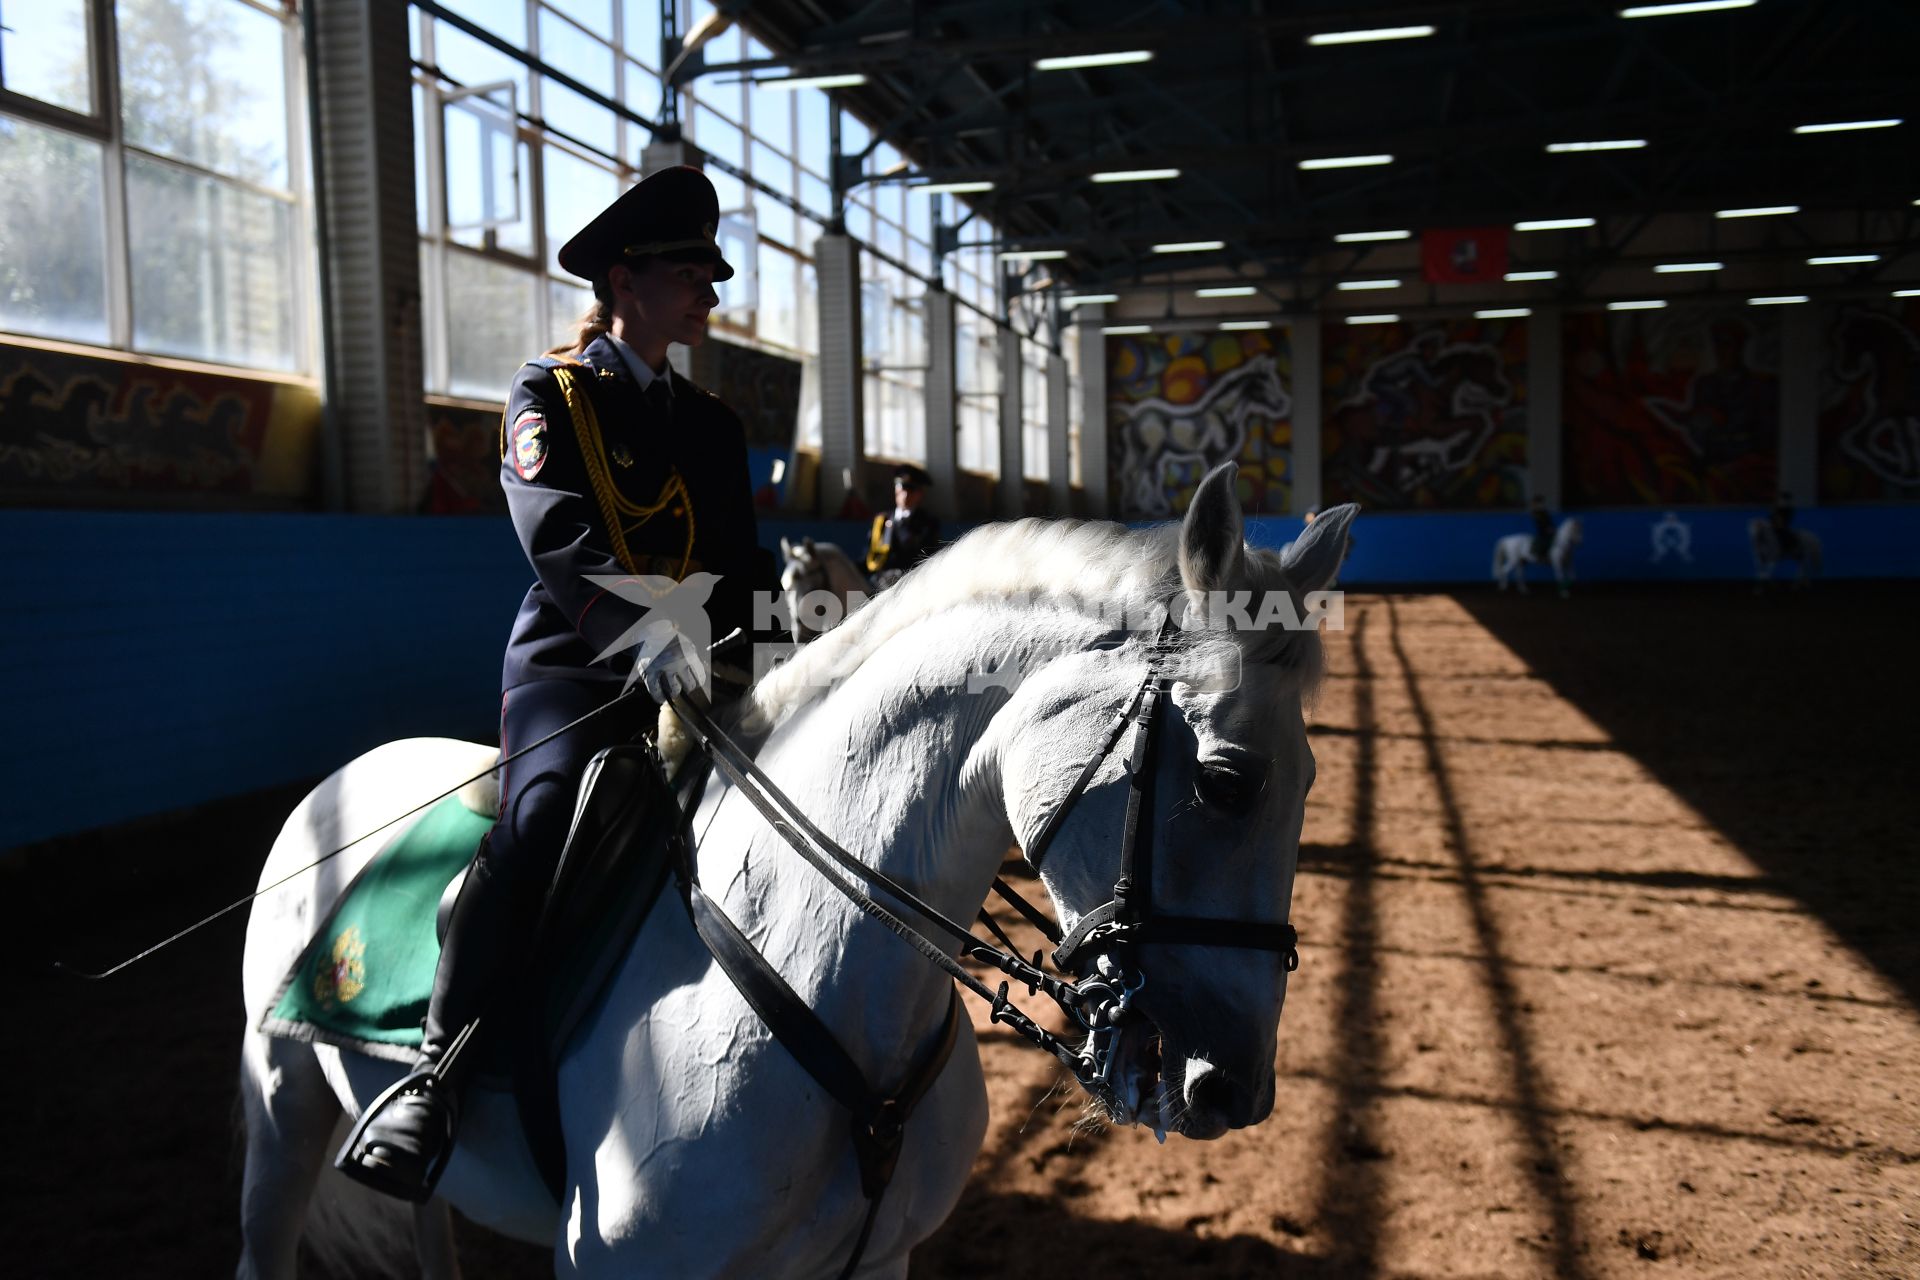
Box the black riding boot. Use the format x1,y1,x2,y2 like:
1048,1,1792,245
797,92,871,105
334,853,511,1202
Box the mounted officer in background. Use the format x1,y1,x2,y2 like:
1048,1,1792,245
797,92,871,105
1529,494,1555,562
866,463,941,589
336,166,761,1202
1770,490,1799,558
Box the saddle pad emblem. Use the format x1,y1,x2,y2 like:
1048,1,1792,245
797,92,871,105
513,412,549,481
314,925,367,1010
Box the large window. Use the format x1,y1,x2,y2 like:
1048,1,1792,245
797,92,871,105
1066,329,1084,489
948,236,1000,476
0,0,311,371
1021,336,1048,483
415,1,655,398
853,144,929,464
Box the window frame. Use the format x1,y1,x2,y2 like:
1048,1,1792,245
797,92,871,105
0,0,317,376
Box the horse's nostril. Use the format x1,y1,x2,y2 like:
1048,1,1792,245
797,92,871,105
1183,1058,1235,1118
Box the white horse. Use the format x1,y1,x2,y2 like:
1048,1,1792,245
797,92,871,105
1492,518,1582,595
778,535,870,643
237,466,1357,1279
1748,520,1822,589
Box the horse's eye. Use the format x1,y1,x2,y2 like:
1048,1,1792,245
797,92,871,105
1196,765,1262,814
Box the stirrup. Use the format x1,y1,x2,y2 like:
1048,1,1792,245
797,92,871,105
333,1068,460,1203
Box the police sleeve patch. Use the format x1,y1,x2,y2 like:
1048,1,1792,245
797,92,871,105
512,411,549,480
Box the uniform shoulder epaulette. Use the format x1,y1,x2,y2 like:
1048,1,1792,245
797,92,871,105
525,354,585,373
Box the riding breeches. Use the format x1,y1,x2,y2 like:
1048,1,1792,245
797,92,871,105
426,678,656,1051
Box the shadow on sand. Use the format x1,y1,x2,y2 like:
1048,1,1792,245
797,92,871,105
1458,582,1919,1008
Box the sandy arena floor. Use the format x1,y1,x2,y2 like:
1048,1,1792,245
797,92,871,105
4,586,1915,1278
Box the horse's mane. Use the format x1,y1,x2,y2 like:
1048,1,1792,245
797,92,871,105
746,518,1321,730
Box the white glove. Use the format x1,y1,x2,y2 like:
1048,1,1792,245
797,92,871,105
624,619,709,703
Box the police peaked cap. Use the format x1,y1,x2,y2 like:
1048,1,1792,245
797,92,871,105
558,165,735,283
893,464,933,488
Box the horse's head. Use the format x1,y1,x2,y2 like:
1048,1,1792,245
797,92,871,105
1241,354,1291,418
996,465,1353,1139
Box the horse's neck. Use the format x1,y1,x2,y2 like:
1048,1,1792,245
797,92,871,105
695,611,1080,1056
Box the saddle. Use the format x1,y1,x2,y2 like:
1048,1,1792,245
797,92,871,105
266,740,703,1200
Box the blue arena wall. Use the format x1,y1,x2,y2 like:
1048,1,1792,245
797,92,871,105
3,505,1915,849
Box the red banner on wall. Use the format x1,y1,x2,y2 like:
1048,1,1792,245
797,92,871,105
1421,227,1509,283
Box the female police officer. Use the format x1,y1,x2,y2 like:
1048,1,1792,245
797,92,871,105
338,166,760,1200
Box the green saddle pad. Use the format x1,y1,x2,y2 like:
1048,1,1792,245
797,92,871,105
263,794,492,1061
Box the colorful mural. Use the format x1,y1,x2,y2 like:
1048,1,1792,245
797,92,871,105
1322,317,1528,509
1818,302,1920,502
421,400,507,515
1107,329,1293,518
1563,308,1778,506
0,341,321,504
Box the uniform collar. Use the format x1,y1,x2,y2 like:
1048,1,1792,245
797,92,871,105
589,332,674,397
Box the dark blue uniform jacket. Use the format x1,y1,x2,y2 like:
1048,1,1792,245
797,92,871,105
499,335,759,690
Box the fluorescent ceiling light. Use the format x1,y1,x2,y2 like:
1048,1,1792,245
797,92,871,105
1749,295,1810,305
1895,288,1920,297
1299,153,1394,170
1808,254,1880,265
1035,50,1154,71
758,73,868,91
1546,139,1648,153
1475,308,1532,318
1655,261,1724,273
1794,118,1902,135
1609,300,1667,310
1307,24,1435,45
1152,240,1226,253
1345,314,1399,325
1091,168,1180,183
1196,286,1257,297
1220,320,1273,330
1000,249,1068,261
1620,0,1756,16
1515,217,1597,231
916,180,993,194
1102,324,1153,335
1716,204,1799,218
1505,269,1559,281
1338,278,1401,291
1063,293,1120,306
1334,229,1411,242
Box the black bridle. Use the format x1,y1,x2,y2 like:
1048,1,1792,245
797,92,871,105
985,637,1301,1091
667,636,1303,1273
675,628,1300,1102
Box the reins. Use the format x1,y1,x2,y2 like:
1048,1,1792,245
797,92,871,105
50,687,657,981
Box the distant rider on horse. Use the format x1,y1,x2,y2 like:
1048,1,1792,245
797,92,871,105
1529,495,1555,561
1771,491,1799,558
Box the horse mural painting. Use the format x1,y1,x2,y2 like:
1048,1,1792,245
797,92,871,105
1492,519,1583,596
237,466,1357,1278
1323,327,1525,509
1115,351,1292,519
1821,306,1920,501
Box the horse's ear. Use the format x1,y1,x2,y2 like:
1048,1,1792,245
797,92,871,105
1282,502,1358,594
802,536,816,554
1179,463,1246,596
779,536,794,560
